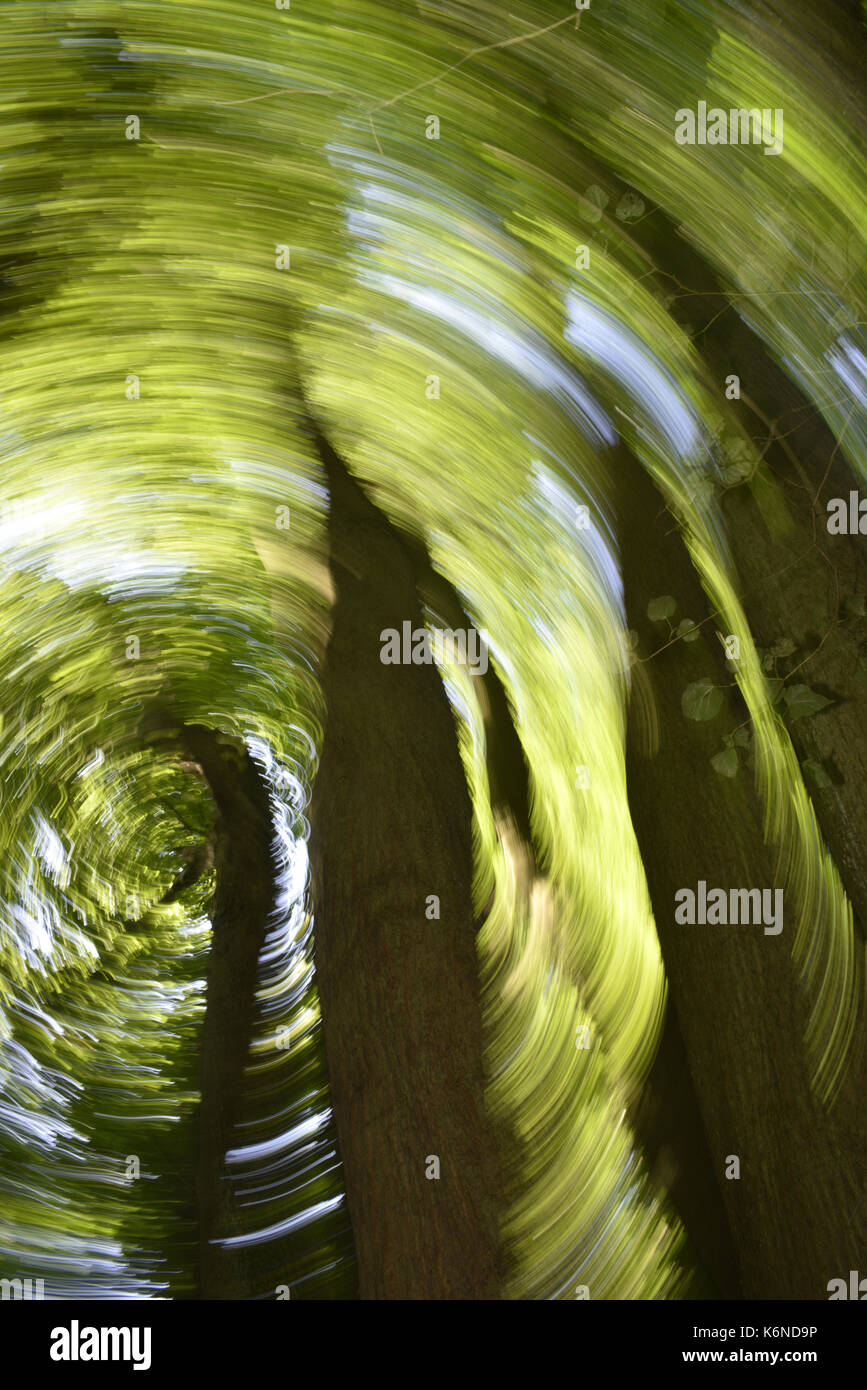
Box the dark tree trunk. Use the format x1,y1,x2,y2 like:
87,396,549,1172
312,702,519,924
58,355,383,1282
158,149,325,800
615,446,865,1298
630,1005,742,1298
630,192,867,1151
183,723,277,1300
306,418,502,1299
632,191,867,956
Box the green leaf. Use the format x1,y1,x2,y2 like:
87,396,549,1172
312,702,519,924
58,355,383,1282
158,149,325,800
647,595,676,622
726,437,751,462
711,747,739,778
721,438,753,486
770,637,796,658
682,678,724,721
732,726,752,747
783,684,833,720
676,618,700,642
615,191,645,222
802,758,832,790
579,185,609,223
765,677,784,704
682,474,715,508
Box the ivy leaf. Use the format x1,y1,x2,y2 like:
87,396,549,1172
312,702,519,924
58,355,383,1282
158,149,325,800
765,677,784,704
732,726,752,748
647,595,676,622
682,678,723,721
783,684,833,720
687,477,715,507
615,191,645,222
579,185,609,223
676,618,700,643
721,438,753,485
711,747,739,778
802,758,832,790
726,437,751,462
770,637,796,658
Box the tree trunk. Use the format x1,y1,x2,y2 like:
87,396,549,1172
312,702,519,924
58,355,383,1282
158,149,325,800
183,723,277,1300
630,192,867,1147
615,446,865,1298
634,192,867,955
307,418,502,1299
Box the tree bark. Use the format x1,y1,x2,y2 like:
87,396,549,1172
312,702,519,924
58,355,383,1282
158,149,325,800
630,1004,742,1298
183,723,277,1300
632,192,867,954
615,447,865,1298
307,418,502,1299
630,192,867,1149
